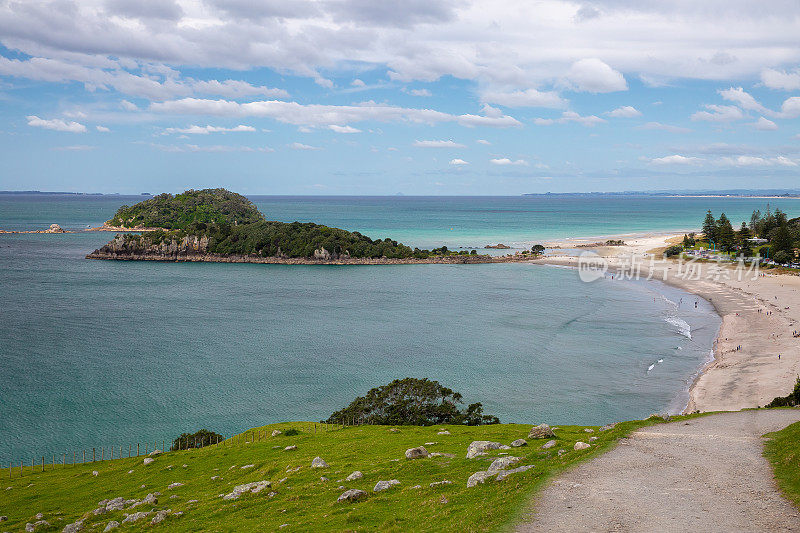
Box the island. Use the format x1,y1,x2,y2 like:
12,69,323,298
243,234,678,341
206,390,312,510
87,188,541,265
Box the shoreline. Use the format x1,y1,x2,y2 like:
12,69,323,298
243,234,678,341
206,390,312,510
539,233,800,414
85,251,539,265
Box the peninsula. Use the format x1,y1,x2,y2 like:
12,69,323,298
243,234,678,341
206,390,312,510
86,188,538,265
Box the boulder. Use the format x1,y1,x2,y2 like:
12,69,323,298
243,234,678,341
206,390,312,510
143,458,154,466
527,424,555,439
373,479,400,492
151,511,169,525
105,498,126,511
345,471,363,481
510,439,527,447
541,440,557,449
405,446,429,459
487,456,521,474
496,465,535,482
223,480,271,500
466,441,502,459
337,489,367,503
311,457,328,468
574,441,590,451
103,522,119,532
63,520,84,533
121,512,150,524
466,471,495,488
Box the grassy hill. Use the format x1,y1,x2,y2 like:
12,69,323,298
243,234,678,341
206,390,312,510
0,419,681,532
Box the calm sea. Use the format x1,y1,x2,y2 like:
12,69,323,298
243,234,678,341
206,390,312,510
1,194,797,461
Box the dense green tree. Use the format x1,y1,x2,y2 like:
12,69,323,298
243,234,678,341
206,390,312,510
716,213,736,252
737,222,753,257
702,210,717,247
771,223,794,256
325,378,500,426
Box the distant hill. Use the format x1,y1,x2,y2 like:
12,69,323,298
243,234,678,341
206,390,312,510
106,188,264,230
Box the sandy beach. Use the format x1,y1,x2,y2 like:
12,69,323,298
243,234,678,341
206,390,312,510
539,233,800,413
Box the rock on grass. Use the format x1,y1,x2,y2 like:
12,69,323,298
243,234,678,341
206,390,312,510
373,480,400,492
337,489,367,503
405,446,429,459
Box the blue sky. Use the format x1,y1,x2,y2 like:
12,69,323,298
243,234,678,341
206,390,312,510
0,0,799,195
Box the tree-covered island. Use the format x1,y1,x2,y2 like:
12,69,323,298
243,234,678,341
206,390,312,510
88,188,539,264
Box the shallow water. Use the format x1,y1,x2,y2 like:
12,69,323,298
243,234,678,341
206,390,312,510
0,194,770,460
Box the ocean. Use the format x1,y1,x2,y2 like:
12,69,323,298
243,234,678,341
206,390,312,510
1,194,797,461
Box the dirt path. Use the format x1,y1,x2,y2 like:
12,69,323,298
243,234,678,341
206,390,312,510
516,410,800,532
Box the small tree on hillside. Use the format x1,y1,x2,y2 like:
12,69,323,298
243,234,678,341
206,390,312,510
326,378,500,426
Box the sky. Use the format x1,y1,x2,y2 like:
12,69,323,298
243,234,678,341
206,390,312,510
0,0,799,195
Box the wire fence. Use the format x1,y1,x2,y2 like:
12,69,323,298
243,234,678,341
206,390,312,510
1,419,371,480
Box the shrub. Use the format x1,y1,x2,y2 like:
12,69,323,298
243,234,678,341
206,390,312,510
326,377,500,426
171,429,224,451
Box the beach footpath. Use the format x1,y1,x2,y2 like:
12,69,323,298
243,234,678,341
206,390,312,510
516,409,800,532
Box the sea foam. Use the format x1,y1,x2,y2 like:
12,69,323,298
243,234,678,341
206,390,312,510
664,315,692,339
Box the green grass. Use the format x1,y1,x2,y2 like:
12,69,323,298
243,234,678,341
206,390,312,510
1,417,690,532
764,419,800,508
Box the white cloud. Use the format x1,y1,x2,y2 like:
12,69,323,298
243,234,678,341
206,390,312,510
563,58,627,93
409,88,432,97
476,139,491,145
0,56,288,101
533,110,605,127
150,98,521,128
3,1,800,96
779,97,800,118
718,155,797,167
718,87,769,114
449,158,469,165
690,104,744,122
761,68,800,91
490,158,528,166
413,139,466,148
638,122,691,133
96,125,110,132
650,154,702,165
481,88,567,108
328,125,362,133
150,143,272,153
53,144,95,151
289,142,321,150
163,124,256,135
26,115,87,133
750,117,778,131
605,105,641,118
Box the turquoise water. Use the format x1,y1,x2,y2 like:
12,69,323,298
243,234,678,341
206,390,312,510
2,194,796,462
